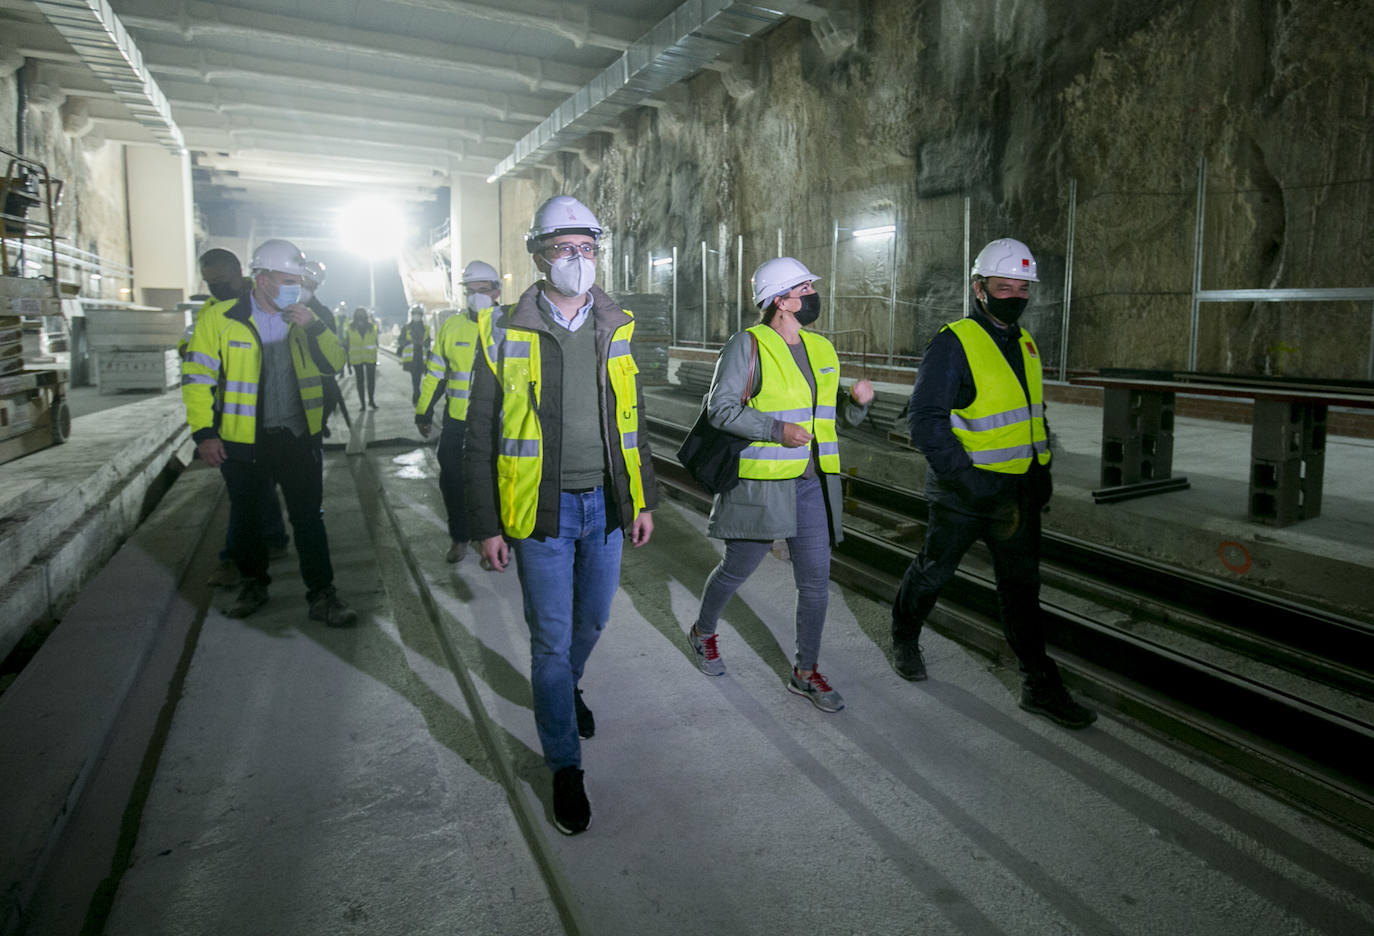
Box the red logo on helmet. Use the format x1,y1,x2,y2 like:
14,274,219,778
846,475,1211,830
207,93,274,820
1021,258,1030,268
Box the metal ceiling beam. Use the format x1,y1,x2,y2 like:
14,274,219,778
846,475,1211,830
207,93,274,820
176,115,511,162
115,0,597,95
155,80,524,145
177,122,505,169
29,0,184,151
197,175,442,203
375,0,648,52
490,0,809,180
136,40,554,122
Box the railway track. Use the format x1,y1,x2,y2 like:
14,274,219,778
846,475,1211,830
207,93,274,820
644,413,1374,842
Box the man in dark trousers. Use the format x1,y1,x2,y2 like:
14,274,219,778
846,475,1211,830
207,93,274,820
889,237,1095,729
182,239,357,627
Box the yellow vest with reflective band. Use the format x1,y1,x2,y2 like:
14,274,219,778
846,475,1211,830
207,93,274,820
478,312,647,539
416,312,480,421
346,323,378,365
399,323,429,365
178,295,235,359
944,317,1050,474
182,304,338,444
739,325,841,480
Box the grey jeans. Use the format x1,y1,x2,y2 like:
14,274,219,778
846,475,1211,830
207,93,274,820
694,475,832,669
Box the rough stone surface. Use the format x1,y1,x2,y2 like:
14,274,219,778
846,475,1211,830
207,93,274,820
501,0,1374,379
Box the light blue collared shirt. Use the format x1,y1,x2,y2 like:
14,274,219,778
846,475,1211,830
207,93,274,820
538,289,593,333
250,292,289,345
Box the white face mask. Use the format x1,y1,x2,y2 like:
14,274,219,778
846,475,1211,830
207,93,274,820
466,291,494,313
547,255,596,297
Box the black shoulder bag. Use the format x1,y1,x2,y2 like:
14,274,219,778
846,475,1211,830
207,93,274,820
676,333,758,495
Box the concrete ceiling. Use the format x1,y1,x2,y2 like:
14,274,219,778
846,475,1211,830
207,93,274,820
1,0,744,235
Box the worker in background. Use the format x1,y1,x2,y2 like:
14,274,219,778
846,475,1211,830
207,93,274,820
684,257,873,713
466,195,657,836
397,304,430,404
301,260,348,438
345,306,379,409
890,238,1095,728
182,238,357,627
185,248,288,588
416,261,501,563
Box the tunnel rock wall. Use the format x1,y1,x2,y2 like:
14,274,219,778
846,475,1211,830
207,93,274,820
1,63,131,301
501,0,1373,380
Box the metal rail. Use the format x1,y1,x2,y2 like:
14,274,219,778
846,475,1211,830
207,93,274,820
644,414,1374,839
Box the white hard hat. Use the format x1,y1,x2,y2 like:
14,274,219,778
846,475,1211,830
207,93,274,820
750,256,820,308
971,238,1039,282
301,259,326,287
250,239,307,276
461,260,500,284
525,195,602,252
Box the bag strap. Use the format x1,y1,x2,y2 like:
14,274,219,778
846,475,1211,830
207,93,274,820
741,332,758,405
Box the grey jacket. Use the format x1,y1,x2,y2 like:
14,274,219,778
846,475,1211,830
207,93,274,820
703,328,869,543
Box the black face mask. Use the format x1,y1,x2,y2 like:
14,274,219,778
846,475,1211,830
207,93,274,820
207,280,239,301
794,292,821,326
982,294,1028,326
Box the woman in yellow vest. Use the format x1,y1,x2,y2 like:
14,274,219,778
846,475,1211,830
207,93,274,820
345,307,379,409
685,257,873,713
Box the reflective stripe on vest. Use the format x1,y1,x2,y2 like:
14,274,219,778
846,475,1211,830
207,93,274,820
424,314,481,421
478,311,647,538
945,318,1050,473
738,325,841,480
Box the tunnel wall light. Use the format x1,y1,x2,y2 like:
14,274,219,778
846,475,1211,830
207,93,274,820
852,224,896,239
652,257,674,267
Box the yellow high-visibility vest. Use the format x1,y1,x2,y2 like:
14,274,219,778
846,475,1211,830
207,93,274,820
478,312,647,538
345,323,378,365
738,324,841,479
944,317,1050,473
182,302,344,445
416,312,481,421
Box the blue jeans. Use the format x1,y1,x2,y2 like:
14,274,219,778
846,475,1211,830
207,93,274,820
695,476,832,669
512,489,624,772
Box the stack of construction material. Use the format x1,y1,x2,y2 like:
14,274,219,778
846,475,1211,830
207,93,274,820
0,312,19,378
614,292,671,386
83,307,187,394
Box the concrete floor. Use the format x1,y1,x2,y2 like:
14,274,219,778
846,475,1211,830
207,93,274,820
5,357,1373,934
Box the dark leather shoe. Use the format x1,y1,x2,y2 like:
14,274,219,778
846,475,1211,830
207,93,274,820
892,639,927,681
552,766,590,835
573,688,595,740
226,579,268,618
1020,685,1097,728
308,586,358,628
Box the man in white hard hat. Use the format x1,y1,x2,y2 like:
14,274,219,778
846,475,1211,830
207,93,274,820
465,195,658,836
890,237,1094,728
182,238,357,627
415,260,502,563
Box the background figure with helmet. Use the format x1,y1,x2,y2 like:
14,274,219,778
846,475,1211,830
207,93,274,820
397,304,431,404
181,238,357,628
889,237,1094,729
415,260,502,564
300,260,349,438
684,257,873,713
186,247,288,589
465,195,657,837
345,307,379,409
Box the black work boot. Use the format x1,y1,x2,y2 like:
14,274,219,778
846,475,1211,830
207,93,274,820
891,639,927,681
1020,683,1097,729
552,766,590,835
